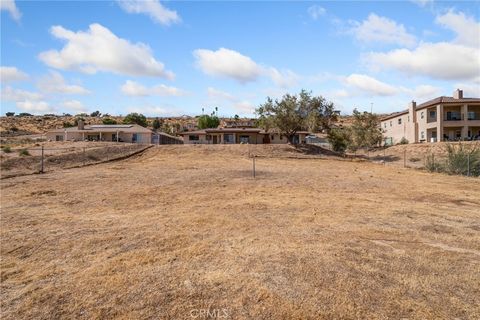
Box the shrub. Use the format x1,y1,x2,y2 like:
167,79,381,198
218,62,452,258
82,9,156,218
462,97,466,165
327,128,350,153
426,143,480,176
409,157,421,163
10,126,18,132
2,146,12,153
443,143,480,176
19,149,30,156
5,112,15,117
102,118,117,125
398,137,409,145
63,121,74,128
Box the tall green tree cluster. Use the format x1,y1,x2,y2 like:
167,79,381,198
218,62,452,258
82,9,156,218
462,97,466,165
197,114,220,129
255,90,337,143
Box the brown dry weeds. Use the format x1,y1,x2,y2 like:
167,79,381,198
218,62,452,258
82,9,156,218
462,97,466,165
1,145,479,319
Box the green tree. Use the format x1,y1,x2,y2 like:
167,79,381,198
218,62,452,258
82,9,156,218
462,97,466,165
256,89,337,144
5,112,15,117
90,110,101,117
102,118,117,125
152,117,162,130
234,114,240,121
349,109,382,150
123,113,148,127
327,128,351,153
197,114,220,129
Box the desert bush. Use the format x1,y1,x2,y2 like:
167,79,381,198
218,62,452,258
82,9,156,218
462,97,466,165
327,128,350,153
409,157,421,162
2,146,12,153
63,121,74,128
426,143,480,176
398,137,409,145
443,143,480,176
19,149,30,156
102,118,117,125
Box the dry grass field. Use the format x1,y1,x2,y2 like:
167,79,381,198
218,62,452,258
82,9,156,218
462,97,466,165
1,145,479,319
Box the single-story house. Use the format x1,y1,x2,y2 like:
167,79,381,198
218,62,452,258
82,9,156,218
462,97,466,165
179,128,310,144
46,120,154,144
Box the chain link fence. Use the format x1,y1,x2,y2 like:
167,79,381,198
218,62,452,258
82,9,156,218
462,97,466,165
350,142,480,177
0,143,151,179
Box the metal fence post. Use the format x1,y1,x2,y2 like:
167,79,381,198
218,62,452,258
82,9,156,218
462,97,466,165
253,156,256,178
83,147,86,166
467,153,470,177
403,149,406,168
40,146,44,173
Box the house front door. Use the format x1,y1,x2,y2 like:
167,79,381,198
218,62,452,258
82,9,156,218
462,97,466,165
213,135,218,144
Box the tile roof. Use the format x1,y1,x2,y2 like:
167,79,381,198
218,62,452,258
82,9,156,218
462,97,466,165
381,95,480,121
47,124,153,133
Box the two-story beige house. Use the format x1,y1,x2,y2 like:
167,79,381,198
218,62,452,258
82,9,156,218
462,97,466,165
381,90,480,144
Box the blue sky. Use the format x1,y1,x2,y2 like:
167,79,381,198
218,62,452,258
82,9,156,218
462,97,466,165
1,0,479,117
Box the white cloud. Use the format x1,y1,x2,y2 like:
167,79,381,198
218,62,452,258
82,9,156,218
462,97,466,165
207,87,235,101
39,23,174,79
367,42,479,80
127,105,183,116
63,100,88,112
366,10,480,81
403,84,442,99
232,101,256,115
16,100,54,114
349,13,417,47
193,48,262,83
0,66,29,83
193,47,299,87
1,86,43,101
120,80,187,96
117,0,180,26
344,74,398,96
307,5,326,20
436,9,480,48
0,0,21,22
37,71,90,95
410,0,434,7
268,68,299,88
454,81,480,97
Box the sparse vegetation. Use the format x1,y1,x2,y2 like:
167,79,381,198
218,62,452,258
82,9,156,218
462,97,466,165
2,146,12,153
18,149,30,156
399,137,409,144
1,145,478,319
5,112,15,117
424,143,480,176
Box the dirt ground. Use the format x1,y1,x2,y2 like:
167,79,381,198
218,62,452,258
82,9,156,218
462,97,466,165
1,145,479,319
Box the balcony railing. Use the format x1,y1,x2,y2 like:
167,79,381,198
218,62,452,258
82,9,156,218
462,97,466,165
467,112,480,120
444,112,463,121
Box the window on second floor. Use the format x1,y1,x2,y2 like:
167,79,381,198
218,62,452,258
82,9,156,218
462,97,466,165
421,112,424,119
384,123,387,128
398,118,402,125
390,121,392,127
429,110,436,118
